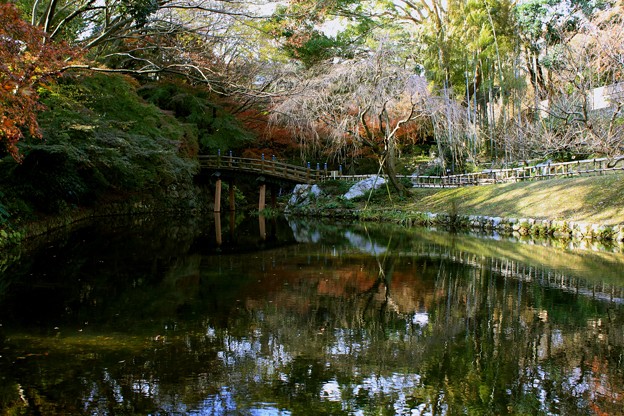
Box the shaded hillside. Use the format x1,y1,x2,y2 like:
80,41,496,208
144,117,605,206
0,74,260,244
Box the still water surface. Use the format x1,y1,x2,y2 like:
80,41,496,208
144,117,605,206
0,215,623,415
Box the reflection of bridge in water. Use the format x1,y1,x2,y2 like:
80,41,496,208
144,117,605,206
395,244,624,305
210,212,299,254
288,223,624,305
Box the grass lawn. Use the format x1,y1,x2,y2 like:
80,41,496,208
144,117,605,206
363,172,624,225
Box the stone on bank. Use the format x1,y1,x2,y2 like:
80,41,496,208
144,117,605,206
287,184,323,210
343,175,386,200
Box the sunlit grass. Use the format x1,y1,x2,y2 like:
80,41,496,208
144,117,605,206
369,173,624,225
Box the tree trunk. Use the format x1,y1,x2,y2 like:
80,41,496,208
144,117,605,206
382,145,406,196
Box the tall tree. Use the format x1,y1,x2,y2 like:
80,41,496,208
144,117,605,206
515,0,612,101
265,0,378,67
377,0,520,163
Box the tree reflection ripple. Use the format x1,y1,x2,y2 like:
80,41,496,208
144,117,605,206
0,215,622,415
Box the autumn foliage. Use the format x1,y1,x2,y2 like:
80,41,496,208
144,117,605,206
0,2,76,161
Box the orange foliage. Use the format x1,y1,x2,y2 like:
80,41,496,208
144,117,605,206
0,3,78,161
234,106,301,159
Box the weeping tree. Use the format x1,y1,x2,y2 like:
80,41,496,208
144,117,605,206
271,0,521,166
271,44,435,195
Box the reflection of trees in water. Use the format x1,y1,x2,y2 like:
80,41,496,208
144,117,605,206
1,220,624,414
231,247,624,414
417,257,624,415
9,257,623,414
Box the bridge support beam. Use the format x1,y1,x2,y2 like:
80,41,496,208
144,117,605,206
214,178,222,213
258,183,266,211
229,211,236,241
228,180,236,211
259,215,266,241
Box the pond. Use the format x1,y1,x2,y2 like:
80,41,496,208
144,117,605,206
0,214,623,415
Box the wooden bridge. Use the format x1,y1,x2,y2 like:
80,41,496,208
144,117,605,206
200,153,624,212
198,155,331,184
198,154,332,212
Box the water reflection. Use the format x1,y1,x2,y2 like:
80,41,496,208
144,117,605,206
0,216,622,415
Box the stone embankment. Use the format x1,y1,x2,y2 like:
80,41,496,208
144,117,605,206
369,211,624,243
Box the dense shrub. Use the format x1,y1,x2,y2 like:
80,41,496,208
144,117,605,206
319,179,351,195
139,82,255,153
1,73,200,216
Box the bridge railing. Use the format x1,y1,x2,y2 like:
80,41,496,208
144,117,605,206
200,154,624,187
198,155,331,183
339,156,624,188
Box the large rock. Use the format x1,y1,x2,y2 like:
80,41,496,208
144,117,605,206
343,175,387,200
287,184,323,208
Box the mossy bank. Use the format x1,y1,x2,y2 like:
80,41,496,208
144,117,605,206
0,73,253,247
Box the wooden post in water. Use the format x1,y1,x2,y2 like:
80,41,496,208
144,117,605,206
228,180,236,211
229,211,236,241
259,214,266,241
214,212,222,245
214,177,222,212
258,183,266,211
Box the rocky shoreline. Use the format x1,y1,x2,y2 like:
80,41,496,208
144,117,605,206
364,210,624,242
286,205,624,243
